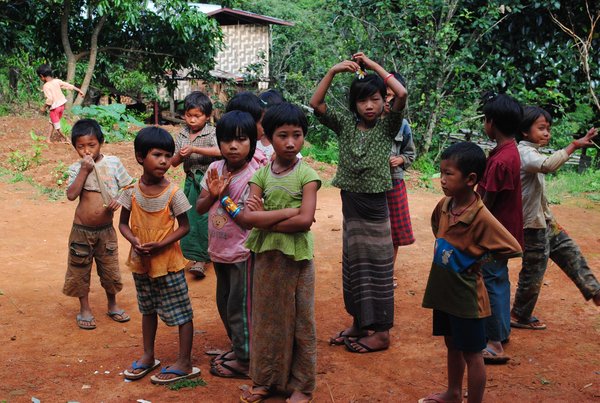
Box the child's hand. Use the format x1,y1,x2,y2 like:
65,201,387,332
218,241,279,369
246,195,264,212
179,146,193,158
390,156,405,168
78,89,85,97
139,242,162,255
206,168,232,200
131,237,146,255
352,52,377,71
80,155,95,172
573,127,598,149
39,106,47,114
106,199,121,211
331,60,360,75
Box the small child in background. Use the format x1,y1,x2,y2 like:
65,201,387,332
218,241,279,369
64,118,133,330
421,142,522,403
257,89,285,160
236,103,320,403
171,91,221,279
226,91,269,166
476,93,524,364
511,106,600,330
118,127,199,384
384,72,416,288
195,111,260,379
37,64,84,143
310,51,407,352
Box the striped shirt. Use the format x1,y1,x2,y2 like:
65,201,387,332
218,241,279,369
174,125,218,174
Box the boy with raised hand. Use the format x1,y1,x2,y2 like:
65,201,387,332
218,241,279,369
477,93,524,364
64,118,134,330
420,142,522,403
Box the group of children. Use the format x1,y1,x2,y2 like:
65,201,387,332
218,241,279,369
54,51,600,403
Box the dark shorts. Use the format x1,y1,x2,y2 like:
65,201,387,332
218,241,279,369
63,223,122,298
133,270,193,326
432,309,486,352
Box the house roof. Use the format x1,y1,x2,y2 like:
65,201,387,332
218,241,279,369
191,3,293,26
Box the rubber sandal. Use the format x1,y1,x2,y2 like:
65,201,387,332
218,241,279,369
240,386,271,403
210,361,249,379
510,315,547,330
123,359,161,380
106,310,130,323
76,314,96,330
150,366,201,385
482,347,510,364
189,261,207,279
343,337,388,354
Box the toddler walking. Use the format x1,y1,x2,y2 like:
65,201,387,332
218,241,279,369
119,127,199,384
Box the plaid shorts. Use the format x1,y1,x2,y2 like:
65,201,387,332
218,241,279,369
386,178,415,246
133,270,193,326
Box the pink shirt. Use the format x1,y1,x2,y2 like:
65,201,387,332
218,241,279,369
200,159,259,263
43,79,75,109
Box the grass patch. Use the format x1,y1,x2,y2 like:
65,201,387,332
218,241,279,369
302,141,338,164
0,167,65,201
166,377,207,390
545,169,600,204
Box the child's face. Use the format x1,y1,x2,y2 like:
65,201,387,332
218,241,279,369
356,92,385,123
523,115,551,146
257,113,265,140
384,87,394,115
219,134,251,168
440,158,475,197
138,148,172,179
184,107,209,133
483,117,494,140
271,124,304,161
74,134,102,162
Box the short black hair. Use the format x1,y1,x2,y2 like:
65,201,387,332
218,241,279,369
36,64,53,78
134,126,175,161
225,91,263,122
216,111,257,162
518,106,552,142
391,72,407,88
183,91,213,116
262,102,308,141
481,93,523,137
349,73,386,114
71,118,104,145
441,142,486,183
258,89,286,109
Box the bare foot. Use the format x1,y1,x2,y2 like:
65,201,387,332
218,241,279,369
287,390,313,403
154,361,192,381
240,385,271,403
593,291,600,306
211,349,236,365
418,391,462,403
210,359,249,378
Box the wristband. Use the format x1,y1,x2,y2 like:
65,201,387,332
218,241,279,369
383,73,394,85
221,196,240,218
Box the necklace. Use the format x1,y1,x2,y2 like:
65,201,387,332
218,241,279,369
271,158,299,175
449,196,477,217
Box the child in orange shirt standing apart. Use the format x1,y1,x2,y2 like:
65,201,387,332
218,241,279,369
37,64,84,143
118,127,199,384
64,118,134,330
171,91,221,279
421,142,522,403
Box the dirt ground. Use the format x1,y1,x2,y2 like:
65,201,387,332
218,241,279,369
0,116,599,402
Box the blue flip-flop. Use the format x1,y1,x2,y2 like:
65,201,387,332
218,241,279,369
150,366,201,385
123,359,161,380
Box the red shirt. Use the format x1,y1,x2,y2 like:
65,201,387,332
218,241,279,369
477,140,524,247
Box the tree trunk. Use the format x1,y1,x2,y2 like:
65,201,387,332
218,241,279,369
61,0,78,108
422,107,438,156
74,15,107,106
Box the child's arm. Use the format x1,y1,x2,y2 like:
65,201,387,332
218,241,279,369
268,181,319,233
59,80,85,97
66,156,94,201
309,59,361,116
172,145,221,167
235,183,300,229
352,52,407,111
118,207,145,256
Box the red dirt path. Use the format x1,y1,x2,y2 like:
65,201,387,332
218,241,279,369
0,116,599,402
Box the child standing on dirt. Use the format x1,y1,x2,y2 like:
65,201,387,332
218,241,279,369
195,111,259,380
64,118,133,330
511,106,600,330
235,103,320,403
384,72,416,288
36,64,84,143
171,91,221,279
310,52,407,353
118,127,199,384
476,93,524,364
421,142,522,403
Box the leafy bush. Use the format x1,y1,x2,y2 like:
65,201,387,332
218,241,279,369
71,104,144,142
303,140,339,164
8,131,46,172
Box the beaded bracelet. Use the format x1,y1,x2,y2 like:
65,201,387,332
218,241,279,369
220,196,241,218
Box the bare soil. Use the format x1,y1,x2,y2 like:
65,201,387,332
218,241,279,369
0,116,599,402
